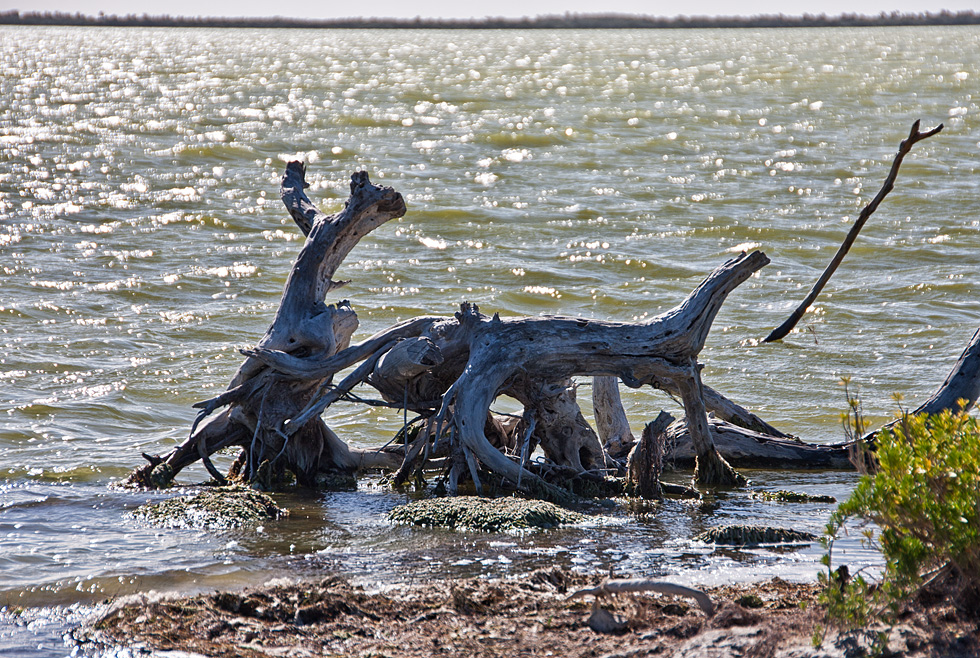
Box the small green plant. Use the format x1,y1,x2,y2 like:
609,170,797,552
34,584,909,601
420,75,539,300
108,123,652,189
811,625,824,648
839,376,869,444
821,395,980,644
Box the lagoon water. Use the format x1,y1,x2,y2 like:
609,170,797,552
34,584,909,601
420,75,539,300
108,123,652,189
0,25,978,655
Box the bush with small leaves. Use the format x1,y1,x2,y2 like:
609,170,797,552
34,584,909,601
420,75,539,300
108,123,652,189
822,405,980,637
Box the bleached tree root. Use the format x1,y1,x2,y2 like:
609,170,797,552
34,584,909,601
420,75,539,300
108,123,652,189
121,130,976,504
125,165,408,488
251,251,768,496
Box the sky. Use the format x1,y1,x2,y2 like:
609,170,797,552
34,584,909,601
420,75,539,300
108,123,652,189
5,0,980,20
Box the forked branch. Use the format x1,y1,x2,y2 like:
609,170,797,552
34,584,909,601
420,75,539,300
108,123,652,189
764,120,943,343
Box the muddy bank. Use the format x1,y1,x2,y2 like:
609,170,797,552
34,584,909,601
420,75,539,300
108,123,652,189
77,569,978,658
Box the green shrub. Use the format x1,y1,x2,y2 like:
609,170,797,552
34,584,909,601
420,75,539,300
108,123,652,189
821,405,980,632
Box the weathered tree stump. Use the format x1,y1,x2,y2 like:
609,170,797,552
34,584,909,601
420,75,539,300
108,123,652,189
627,411,674,499
127,165,410,488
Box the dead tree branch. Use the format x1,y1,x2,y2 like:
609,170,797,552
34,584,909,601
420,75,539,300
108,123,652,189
764,120,943,343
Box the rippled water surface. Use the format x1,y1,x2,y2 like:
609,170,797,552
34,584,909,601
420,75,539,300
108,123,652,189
1,25,979,655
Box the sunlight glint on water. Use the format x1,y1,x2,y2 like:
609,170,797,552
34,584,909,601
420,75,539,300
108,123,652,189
0,26,978,626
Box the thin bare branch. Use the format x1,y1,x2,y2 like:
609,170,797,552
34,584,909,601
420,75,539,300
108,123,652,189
283,341,397,435
764,120,944,343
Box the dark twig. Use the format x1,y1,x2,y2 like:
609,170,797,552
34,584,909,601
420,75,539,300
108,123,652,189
764,120,943,343
197,429,228,485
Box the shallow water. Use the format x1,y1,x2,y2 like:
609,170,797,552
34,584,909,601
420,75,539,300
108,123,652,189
1,24,978,656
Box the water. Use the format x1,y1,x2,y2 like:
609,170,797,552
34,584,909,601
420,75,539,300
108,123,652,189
1,25,978,655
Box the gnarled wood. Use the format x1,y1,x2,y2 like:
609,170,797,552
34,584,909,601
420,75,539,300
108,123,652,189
258,251,767,496
420,250,769,494
700,387,790,438
508,378,607,474
671,358,746,486
570,578,714,616
125,147,973,503
367,336,446,411
230,165,406,387
126,165,407,488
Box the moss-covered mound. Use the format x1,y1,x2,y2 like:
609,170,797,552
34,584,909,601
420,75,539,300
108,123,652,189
751,490,837,503
694,524,815,546
389,496,586,532
131,486,288,530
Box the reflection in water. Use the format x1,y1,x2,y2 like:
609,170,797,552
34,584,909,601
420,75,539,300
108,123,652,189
1,471,878,656
1,471,874,610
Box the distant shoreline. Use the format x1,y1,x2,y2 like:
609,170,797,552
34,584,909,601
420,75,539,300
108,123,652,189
2,9,979,29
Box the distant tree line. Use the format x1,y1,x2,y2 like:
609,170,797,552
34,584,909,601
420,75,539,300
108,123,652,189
2,9,979,29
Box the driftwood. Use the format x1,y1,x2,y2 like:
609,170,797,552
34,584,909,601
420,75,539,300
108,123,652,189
874,326,980,425
127,166,411,488
265,250,768,497
569,578,714,616
125,129,977,502
126,162,768,496
764,120,944,343
665,325,980,469
664,417,854,469
626,411,674,499
395,250,768,492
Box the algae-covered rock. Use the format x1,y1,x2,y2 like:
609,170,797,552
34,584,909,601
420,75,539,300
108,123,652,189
694,524,815,546
131,486,288,530
389,496,586,532
751,490,836,503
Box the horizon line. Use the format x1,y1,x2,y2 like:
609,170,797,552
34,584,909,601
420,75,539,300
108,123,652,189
3,8,980,28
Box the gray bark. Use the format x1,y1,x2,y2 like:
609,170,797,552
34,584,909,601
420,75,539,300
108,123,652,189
627,411,674,499
663,417,854,469
593,376,636,459
126,164,408,488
